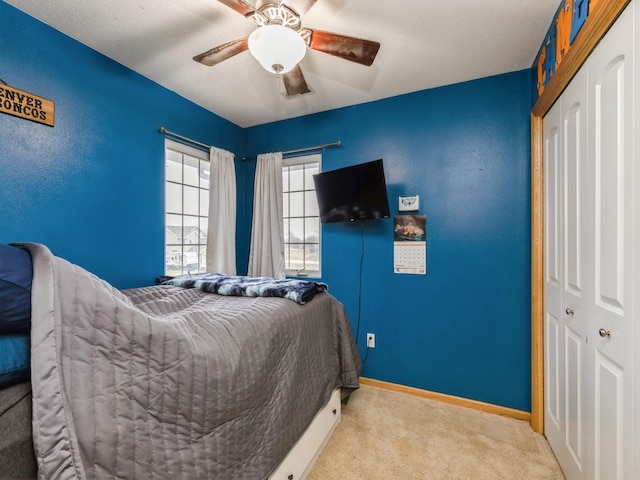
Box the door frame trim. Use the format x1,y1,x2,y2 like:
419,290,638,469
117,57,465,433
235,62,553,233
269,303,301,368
530,0,631,433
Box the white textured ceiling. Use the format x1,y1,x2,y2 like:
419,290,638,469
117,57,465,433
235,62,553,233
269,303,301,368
6,0,558,128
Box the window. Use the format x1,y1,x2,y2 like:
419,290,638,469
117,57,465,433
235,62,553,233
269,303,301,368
282,154,321,277
165,139,210,275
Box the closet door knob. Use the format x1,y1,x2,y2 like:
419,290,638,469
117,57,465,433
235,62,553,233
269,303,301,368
598,328,611,338
565,308,574,316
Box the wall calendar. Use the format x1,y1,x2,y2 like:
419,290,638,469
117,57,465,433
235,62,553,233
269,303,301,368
393,215,426,275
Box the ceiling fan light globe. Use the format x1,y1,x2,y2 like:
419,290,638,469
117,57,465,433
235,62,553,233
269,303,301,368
248,24,306,74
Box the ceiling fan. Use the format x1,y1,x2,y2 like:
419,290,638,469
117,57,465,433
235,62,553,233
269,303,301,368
193,0,381,97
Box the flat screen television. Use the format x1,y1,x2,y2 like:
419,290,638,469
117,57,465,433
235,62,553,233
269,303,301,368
313,159,390,223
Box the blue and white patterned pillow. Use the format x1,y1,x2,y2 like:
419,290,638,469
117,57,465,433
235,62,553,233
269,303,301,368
0,334,30,388
0,244,32,334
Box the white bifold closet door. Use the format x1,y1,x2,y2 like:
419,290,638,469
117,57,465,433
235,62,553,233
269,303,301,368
543,61,589,480
543,3,636,479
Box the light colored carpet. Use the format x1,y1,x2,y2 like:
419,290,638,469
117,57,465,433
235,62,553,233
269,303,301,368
307,384,565,480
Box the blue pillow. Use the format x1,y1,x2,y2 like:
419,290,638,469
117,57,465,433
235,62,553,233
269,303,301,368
0,244,33,334
0,334,30,388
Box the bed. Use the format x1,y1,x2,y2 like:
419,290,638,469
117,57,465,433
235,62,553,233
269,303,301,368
0,243,361,479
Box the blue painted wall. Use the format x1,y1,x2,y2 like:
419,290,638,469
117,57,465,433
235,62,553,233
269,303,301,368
0,4,244,289
242,71,532,411
1,4,532,411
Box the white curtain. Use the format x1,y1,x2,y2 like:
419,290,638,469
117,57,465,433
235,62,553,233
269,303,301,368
206,146,237,274
247,152,284,278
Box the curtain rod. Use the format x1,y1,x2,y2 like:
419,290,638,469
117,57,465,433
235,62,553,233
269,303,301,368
241,141,341,161
160,127,341,159
159,127,211,150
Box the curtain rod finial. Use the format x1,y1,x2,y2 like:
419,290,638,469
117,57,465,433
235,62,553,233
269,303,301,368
159,127,167,134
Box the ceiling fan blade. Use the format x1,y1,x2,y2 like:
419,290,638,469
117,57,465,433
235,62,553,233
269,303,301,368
308,29,380,66
217,0,256,17
285,0,318,17
282,64,312,96
193,38,249,66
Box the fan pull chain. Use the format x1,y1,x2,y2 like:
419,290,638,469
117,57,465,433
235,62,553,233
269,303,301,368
272,64,285,98
276,73,286,99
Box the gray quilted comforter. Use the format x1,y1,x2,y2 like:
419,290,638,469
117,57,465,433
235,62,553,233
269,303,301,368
24,243,361,480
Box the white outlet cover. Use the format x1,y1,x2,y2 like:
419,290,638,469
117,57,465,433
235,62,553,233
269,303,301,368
366,333,375,348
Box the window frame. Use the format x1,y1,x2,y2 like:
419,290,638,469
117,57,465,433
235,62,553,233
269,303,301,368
164,139,210,276
282,153,322,278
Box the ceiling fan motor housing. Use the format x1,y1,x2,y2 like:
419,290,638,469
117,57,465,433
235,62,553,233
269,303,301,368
248,3,302,30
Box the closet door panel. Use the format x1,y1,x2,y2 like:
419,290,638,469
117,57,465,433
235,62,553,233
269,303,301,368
545,111,561,292
594,58,625,312
594,353,624,478
563,104,583,298
587,4,634,479
545,312,561,428
543,101,563,438
560,66,588,479
543,65,588,480
565,328,583,465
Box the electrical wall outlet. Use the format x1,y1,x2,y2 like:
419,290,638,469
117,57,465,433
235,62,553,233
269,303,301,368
367,333,376,349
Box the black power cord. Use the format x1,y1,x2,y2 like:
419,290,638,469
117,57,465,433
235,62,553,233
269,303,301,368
354,220,370,366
